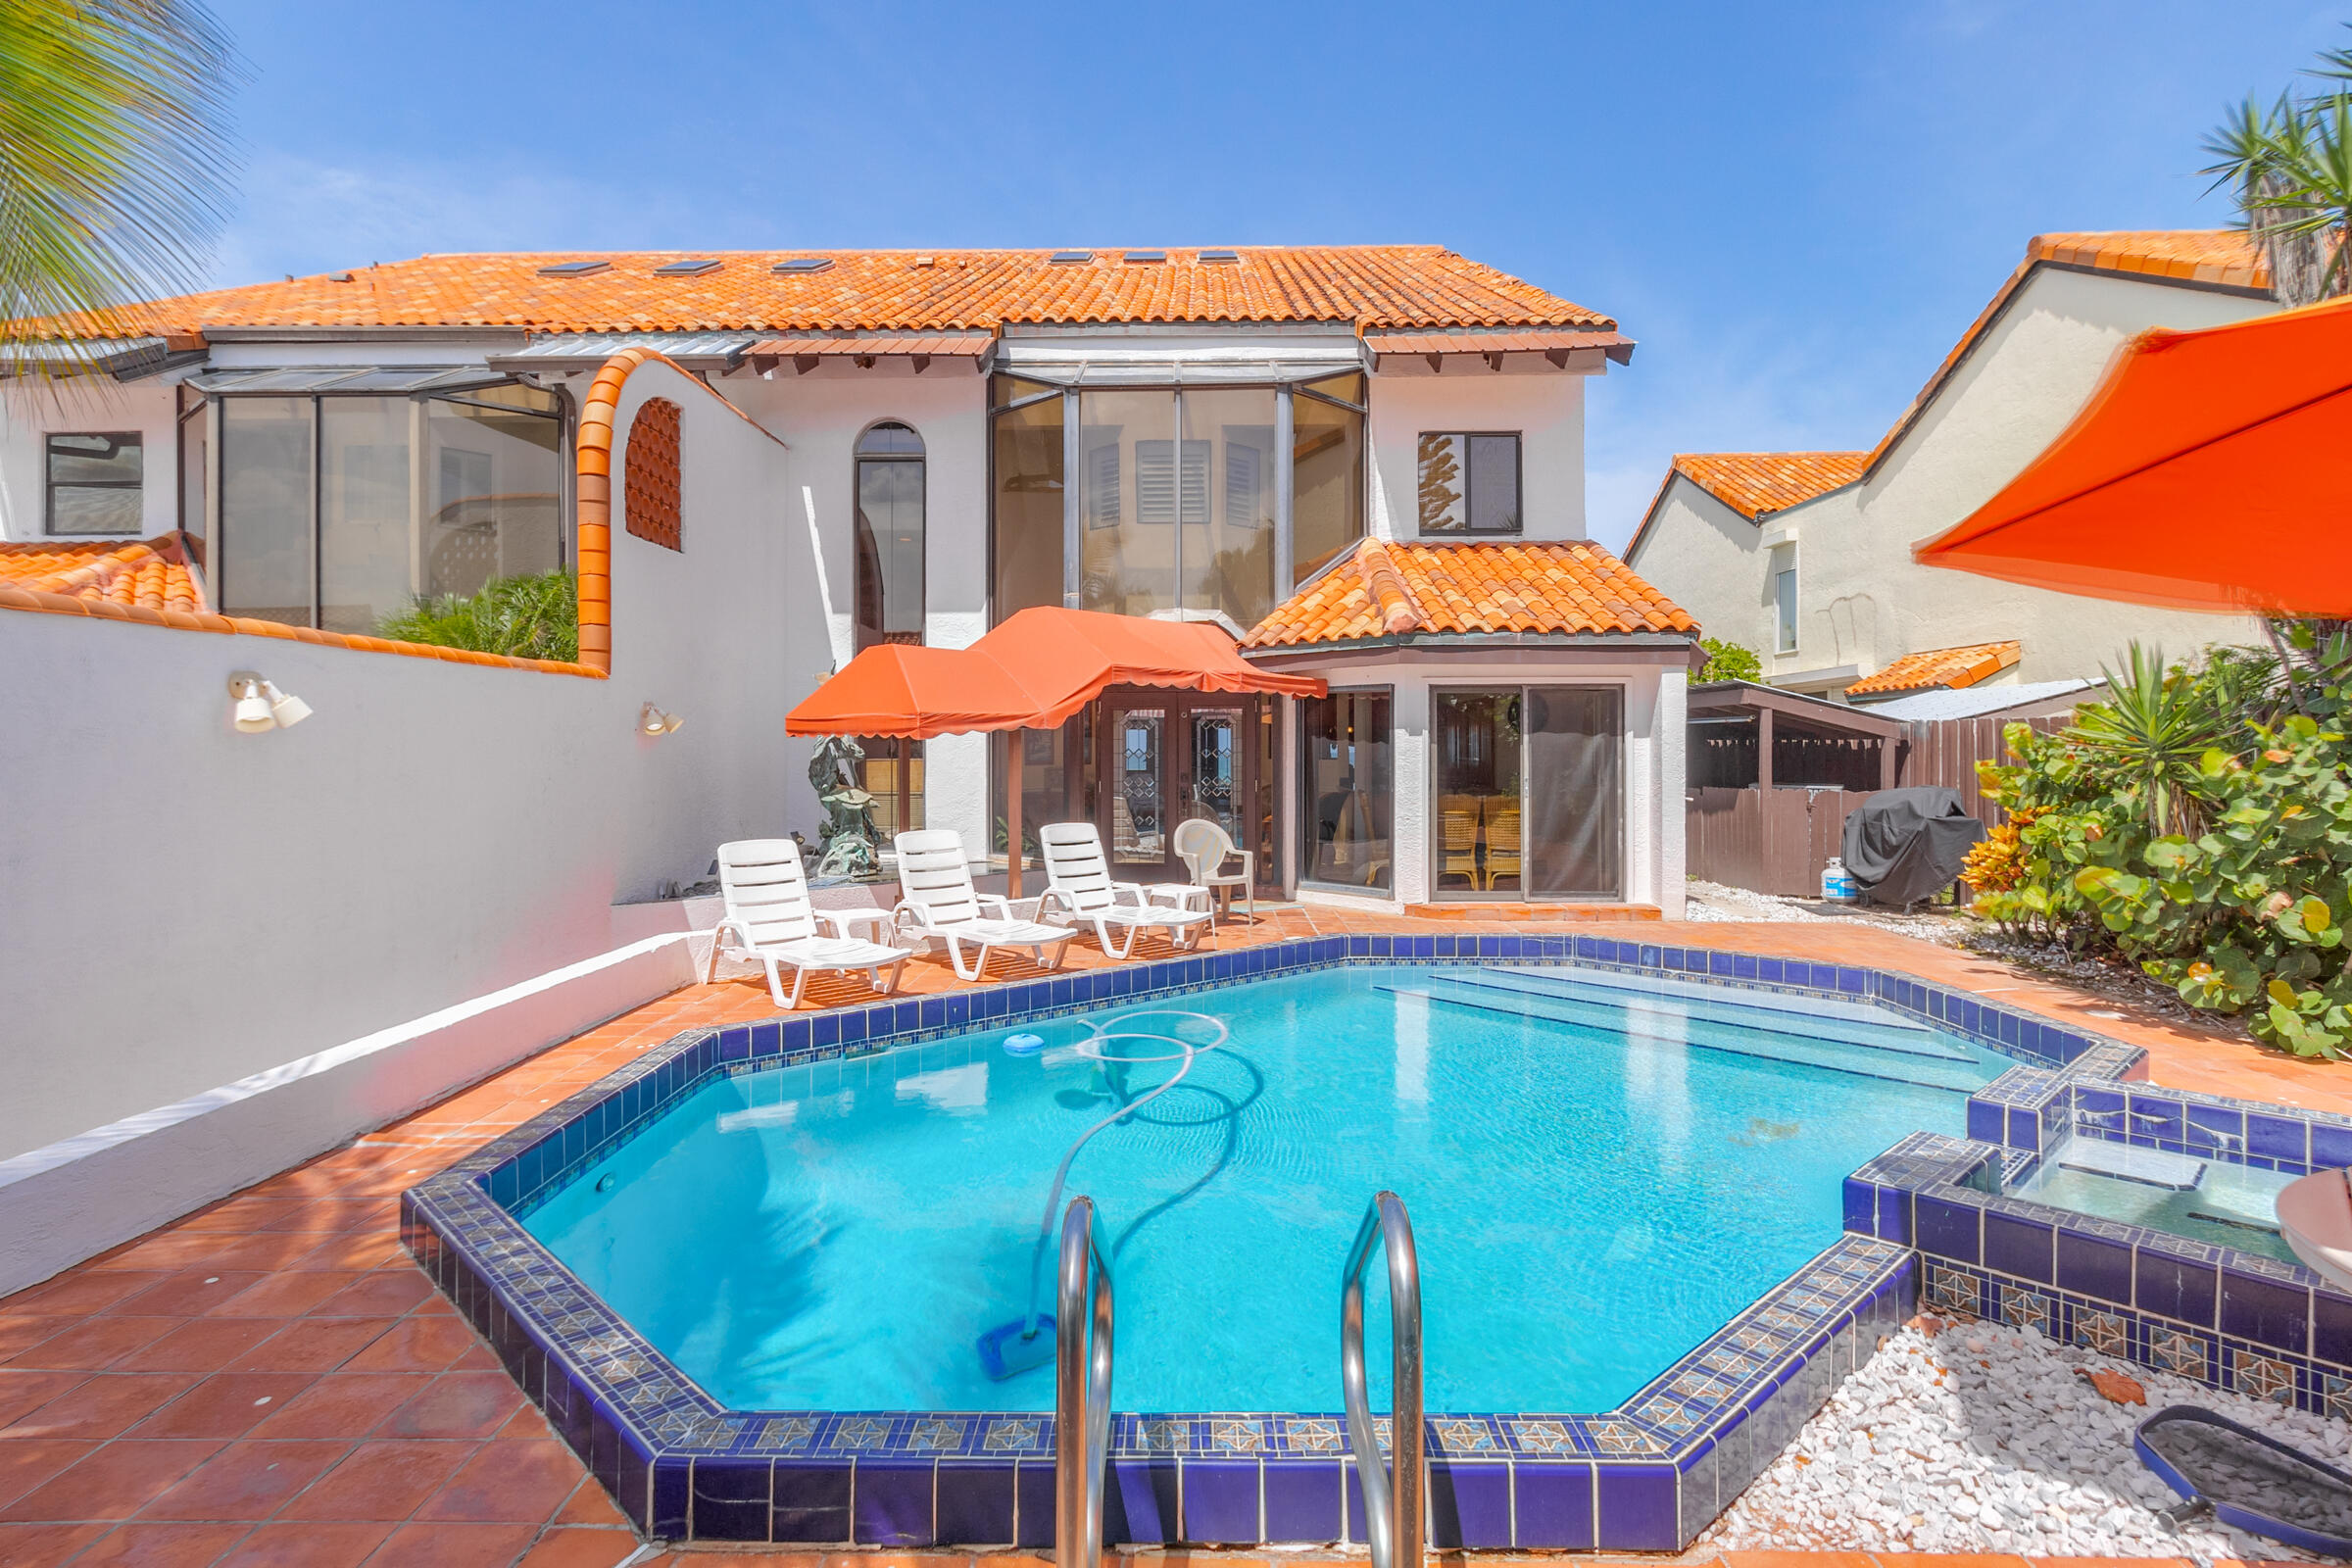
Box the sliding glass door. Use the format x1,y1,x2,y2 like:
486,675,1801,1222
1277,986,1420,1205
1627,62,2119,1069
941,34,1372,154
1431,686,1622,900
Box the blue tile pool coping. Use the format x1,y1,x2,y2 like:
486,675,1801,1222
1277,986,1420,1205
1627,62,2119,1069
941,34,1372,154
401,932,2160,1549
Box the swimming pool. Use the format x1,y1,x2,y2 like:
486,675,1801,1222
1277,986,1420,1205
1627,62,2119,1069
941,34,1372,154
404,932,2143,1549
523,964,2000,1414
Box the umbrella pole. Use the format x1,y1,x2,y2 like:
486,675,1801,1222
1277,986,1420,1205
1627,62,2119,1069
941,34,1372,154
1005,727,1025,904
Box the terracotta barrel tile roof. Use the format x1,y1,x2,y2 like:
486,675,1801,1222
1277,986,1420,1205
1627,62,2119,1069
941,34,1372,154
0,535,203,612
1668,452,1868,521
24,247,1615,341
1242,538,1695,650
1847,639,2022,697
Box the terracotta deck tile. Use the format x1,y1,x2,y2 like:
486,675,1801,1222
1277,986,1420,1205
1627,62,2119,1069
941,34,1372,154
363,1519,539,1566
314,1272,436,1321
112,1271,270,1318
0,1438,94,1513
135,1437,349,1519
228,1317,396,1375
0,1438,223,1519
126,1372,318,1440
243,1373,429,1441
0,1522,110,1564
114,1319,286,1376
3,1272,167,1313
0,1323,67,1362
211,1272,366,1319
416,1439,585,1523
548,1478,627,1527
376,1373,523,1441
5,1373,195,1440
69,1519,255,1564
277,1438,475,1521
514,1527,641,1568
214,1519,393,1566
0,1314,174,1371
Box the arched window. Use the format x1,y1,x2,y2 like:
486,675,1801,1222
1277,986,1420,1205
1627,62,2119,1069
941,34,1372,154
853,420,924,650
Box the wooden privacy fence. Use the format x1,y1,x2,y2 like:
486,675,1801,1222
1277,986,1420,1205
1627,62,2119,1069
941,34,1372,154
1685,713,2072,897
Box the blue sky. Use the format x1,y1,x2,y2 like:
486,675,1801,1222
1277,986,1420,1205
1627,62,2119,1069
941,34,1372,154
209,0,2338,550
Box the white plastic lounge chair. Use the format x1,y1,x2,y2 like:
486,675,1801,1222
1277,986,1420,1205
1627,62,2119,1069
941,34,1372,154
708,839,914,1009
1036,821,1213,959
892,829,1075,981
1173,817,1256,926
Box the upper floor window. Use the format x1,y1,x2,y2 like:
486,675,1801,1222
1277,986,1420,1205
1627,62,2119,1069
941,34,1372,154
854,420,925,649
194,381,564,633
1774,550,1798,653
47,432,143,535
1417,431,1520,534
989,372,1364,630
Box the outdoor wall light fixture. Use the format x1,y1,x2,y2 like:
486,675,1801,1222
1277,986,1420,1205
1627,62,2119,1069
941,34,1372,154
228,671,313,734
638,702,685,736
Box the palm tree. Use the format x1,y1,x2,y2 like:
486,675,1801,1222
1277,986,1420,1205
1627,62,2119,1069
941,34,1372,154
0,1,242,369
2199,94,2337,307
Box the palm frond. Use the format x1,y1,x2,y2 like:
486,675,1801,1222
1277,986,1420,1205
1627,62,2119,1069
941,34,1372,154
0,1,245,373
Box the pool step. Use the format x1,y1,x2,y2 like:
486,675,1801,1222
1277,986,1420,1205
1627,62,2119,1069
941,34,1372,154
2057,1140,2207,1191
1380,979,1986,1094
1426,968,1981,1064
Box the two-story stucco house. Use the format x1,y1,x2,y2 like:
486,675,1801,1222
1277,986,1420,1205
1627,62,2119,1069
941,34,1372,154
1626,231,2276,705
0,245,1697,917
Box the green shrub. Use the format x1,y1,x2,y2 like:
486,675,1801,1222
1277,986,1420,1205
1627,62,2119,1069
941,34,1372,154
1971,640,2352,1058
1699,637,1762,683
377,569,579,662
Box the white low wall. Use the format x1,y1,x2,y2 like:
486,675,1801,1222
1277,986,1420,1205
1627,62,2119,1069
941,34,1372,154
0,356,808,1286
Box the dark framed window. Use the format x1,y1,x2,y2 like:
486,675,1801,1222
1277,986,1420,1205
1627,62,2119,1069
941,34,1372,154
1775,554,1798,653
46,432,143,535
854,420,925,649
1299,688,1393,891
1416,430,1521,534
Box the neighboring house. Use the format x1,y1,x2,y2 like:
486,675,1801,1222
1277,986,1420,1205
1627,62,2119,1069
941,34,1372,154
0,245,1693,922
1628,231,2276,701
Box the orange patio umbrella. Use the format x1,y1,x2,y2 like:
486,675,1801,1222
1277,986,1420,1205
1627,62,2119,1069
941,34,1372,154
785,608,1323,895
1914,292,2352,615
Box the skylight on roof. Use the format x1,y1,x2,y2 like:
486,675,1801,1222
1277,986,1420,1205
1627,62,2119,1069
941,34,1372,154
655,259,720,275
1199,249,1240,264
536,260,611,277
1050,250,1092,265
773,257,834,274
1123,249,1166,264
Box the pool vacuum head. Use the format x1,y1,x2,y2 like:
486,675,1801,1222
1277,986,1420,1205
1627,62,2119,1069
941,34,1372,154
976,1314,1056,1380
2133,1404,2352,1554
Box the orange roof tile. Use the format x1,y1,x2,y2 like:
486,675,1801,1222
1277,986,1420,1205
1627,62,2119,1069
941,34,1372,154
0,535,204,613
1846,640,2022,697
25,247,1614,341
1864,229,2268,474
1241,538,1695,650
1665,452,1868,522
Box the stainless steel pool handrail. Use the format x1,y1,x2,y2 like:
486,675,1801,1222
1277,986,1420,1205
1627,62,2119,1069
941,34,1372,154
1055,1195,1114,1568
1342,1191,1424,1568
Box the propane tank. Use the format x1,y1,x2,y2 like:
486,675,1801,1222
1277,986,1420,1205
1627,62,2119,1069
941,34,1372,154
1821,858,1859,903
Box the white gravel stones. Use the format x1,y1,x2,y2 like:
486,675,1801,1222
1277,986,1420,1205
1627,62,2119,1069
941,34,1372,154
1699,1316,2352,1559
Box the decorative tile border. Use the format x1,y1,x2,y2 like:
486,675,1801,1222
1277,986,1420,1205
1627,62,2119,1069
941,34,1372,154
405,934,2144,1549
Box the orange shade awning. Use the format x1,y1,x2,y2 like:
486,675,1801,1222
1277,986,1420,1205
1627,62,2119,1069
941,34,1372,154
785,607,1325,740
1915,294,2352,615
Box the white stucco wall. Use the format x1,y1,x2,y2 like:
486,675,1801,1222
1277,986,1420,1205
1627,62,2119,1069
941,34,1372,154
718,363,993,857
0,378,183,541
1628,266,2277,692
0,356,801,1282
1366,371,1590,543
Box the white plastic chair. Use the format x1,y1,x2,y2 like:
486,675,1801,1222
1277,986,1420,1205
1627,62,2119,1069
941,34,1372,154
891,828,1074,981
707,839,914,1009
1036,822,1212,958
1173,817,1256,925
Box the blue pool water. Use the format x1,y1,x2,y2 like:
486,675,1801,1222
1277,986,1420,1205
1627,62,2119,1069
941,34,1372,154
524,964,2001,1415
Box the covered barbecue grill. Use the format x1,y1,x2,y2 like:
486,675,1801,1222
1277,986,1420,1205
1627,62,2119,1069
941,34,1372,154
1838,785,1986,907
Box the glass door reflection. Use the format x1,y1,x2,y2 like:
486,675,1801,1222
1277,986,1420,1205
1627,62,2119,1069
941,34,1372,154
1187,707,1243,845
1109,707,1166,865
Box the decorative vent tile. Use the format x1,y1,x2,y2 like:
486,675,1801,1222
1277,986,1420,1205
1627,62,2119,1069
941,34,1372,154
624,398,682,551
